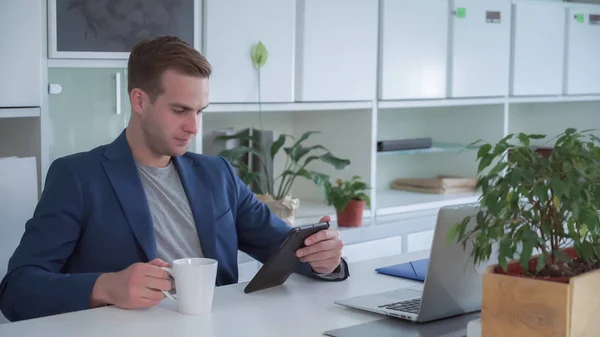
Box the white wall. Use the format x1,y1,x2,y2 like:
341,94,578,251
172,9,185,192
290,108,373,201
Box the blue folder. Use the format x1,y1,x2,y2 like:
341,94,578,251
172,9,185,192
375,258,429,282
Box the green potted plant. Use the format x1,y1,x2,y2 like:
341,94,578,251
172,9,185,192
448,128,600,337
324,176,371,227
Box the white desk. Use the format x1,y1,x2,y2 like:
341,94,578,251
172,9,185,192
0,251,430,337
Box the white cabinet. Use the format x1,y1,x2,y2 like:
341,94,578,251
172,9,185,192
342,236,403,263
565,7,600,95
204,0,295,103
0,0,43,108
512,3,566,96
380,0,449,100
48,68,130,162
450,0,511,98
295,0,378,102
407,230,434,253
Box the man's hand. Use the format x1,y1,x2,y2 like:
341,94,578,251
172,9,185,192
296,216,344,274
90,258,172,309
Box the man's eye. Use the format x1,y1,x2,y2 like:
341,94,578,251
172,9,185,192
174,109,185,114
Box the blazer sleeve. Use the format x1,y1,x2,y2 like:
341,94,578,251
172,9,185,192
0,158,102,322
219,157,348,281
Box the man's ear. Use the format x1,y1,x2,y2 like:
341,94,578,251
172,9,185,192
129,88,147,115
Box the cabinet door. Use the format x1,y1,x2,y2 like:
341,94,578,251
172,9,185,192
565,8,600,95
48,0,198,59
512,3,565,96
48,68,131,162
380,0,448,100
407,230,434,253
450,0,511,98
204,0,295,103
0,0,43,108
295,0,378,102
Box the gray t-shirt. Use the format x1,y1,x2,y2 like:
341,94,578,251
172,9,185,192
136,160,203,263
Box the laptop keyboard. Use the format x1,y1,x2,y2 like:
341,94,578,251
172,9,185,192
378,298,421,314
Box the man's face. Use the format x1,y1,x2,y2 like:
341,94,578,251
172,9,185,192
140,69,209,158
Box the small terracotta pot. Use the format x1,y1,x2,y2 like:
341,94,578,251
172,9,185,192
336,199,365,227
494,247,578,283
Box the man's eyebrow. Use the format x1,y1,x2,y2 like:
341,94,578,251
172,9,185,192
169,103,210,111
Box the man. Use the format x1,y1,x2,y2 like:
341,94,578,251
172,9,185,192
0,36,348,322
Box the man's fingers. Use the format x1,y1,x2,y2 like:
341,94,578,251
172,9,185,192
300,250,338,263
319,216,331,223
309,257,341,270
146,277,172,292
138,295,164,307
141,288,167,301
141,264,170,279
304,229,339,246
297,237,343,258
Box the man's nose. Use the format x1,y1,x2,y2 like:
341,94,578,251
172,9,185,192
184,113,199,134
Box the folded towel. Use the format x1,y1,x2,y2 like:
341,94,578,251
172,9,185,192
390,176,476,194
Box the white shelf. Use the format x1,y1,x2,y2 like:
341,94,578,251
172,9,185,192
205,101,372,113
377,95,600,109
375,189,480,216
376,142,475,156
508,95,600,104
0,108,40,118
378,97,506,109
48,59,128,68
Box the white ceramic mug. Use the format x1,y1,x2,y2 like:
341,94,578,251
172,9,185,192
160,258,218,315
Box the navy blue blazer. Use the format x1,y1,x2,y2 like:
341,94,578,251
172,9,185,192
0,131,347,322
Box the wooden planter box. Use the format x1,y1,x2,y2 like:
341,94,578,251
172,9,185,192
481,265,600,337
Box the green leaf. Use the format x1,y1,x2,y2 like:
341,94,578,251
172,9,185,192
317,152,351,170
579,241,594,260
536,253,546,273
489,162,508,176
270,134,287,159
478,155,493,173
477,144,492,159
565,128,577,135
219,146,252,162
518,133,530,147
528,134,546,140
292,130,320,149
520,240,534,271
447,222,462,243
534,184,548,204
251,41,268,69
308,171,330,188
552,250,571,263
498,256,508,272
285,144,326,163
551,174,565,198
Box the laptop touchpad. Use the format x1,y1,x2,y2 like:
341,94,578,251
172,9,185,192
383,288,422,301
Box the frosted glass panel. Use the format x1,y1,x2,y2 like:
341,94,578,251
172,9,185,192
48,68,130,163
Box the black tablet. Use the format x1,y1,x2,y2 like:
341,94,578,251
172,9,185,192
244,222,331,293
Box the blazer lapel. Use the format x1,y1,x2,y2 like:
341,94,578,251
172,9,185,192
101,131,157,261
173,156,216,259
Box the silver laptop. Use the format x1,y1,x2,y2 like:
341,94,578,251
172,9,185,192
334,203,497,323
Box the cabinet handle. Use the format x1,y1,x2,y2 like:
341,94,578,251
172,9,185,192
115,72,121,115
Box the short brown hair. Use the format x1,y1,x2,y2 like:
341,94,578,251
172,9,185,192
127,36,212,102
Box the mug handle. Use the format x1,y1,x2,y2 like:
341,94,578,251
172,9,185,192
160,267,177,300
